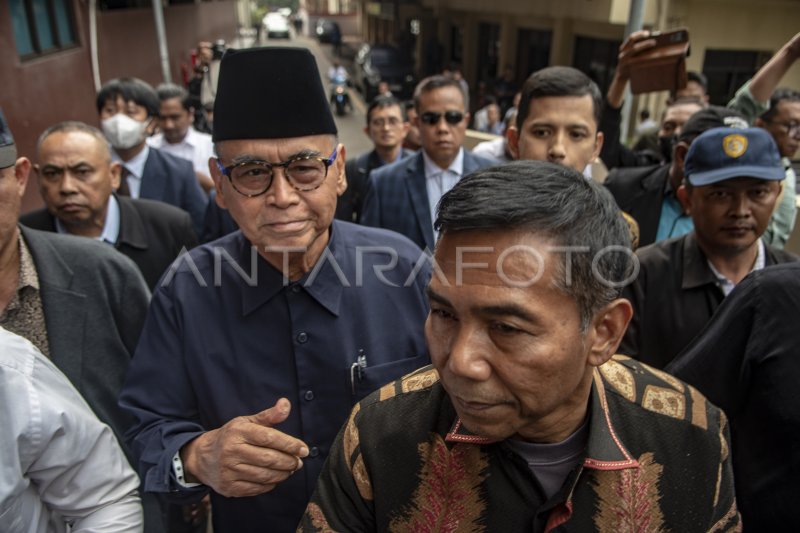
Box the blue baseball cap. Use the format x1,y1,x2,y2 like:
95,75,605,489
685,127,784,186
0,109,16,169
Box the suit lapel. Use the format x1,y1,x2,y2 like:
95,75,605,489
139,149,167,201
116,195,148,250
405,154,435,250
20,227,88,387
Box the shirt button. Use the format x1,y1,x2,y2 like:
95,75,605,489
304,390,315,401
291,284,301,293
297,332,308,343
309,446,320,458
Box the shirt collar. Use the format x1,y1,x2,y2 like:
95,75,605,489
239,221,345,317
681,233,721,290
180,127,201,149
113,144,149,179
422,147,464,178
445,368,639,472
706,238,765,296
54,195,121,245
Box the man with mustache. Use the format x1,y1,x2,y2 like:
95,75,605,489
620,127,798,369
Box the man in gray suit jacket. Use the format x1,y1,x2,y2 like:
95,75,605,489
361,76,494,250
0,112,159,530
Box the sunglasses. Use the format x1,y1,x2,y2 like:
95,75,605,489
420,111,465,125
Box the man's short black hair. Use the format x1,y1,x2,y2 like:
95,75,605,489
435,160,633,329
366,95,405,124
156,83,192,112
678,105,747,144
761,88,800,122
687,71,708,92
96,78,160,118
516,66,602,131
414,75,469,112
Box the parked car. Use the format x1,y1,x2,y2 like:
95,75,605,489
315,19,341,45
353,44,416,102
263,13,291,39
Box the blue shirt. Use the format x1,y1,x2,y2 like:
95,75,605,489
655,194,694,243
119,220,431,531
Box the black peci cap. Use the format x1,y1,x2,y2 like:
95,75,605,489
212,47,337,142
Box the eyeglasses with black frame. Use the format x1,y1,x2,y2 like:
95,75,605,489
215,147,338,197
765,119,800,138
420,110,465,126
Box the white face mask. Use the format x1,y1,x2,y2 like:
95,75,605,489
102,114,149,150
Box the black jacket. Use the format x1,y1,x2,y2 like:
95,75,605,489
620,232,798,369
604,164,671,247
21,195,198,289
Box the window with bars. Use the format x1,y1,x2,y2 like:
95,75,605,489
9,0,77,59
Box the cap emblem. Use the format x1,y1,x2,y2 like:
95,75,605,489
723,134,747,158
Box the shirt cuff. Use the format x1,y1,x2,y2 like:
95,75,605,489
172,451,202,488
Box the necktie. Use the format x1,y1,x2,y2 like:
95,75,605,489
117,166,131,196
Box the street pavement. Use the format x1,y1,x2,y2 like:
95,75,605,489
241,31,373,159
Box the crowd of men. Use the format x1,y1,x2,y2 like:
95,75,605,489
0,26,798,533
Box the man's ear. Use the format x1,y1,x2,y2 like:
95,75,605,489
209,156,227,209
145,117,158,136
14,157,31,197
109,161,122,190
507,126,520,160
586,298,633,367
335,143,347,196
676,184,691,213
593,131,604,162
673,141,689,171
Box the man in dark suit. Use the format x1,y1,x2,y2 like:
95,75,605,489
361,75,494,250
97,77,208,235
0,110,160,530
336,95,414,223
20,121,198,289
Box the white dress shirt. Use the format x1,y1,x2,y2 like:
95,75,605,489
112,145,149,199
423,148,465,236
0,327,142,533
54,194,121,245
148,127,215,177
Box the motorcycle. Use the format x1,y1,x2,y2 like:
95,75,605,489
329,73,351,116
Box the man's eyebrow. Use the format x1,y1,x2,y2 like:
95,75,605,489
480,304,537,323
228,149,323,165
426,287,538,323
527,120,590,130
426,286,452,307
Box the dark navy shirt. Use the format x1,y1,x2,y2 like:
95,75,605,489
120,220,431,532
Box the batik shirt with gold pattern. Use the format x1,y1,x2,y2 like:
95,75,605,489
299,356,740,533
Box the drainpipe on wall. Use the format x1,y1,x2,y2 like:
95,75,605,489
152,0,172,83
620,0,645,142
89,0,101,91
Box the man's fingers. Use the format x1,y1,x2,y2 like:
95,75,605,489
232,441,306,473
240,399,309,458
247,398,292,428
